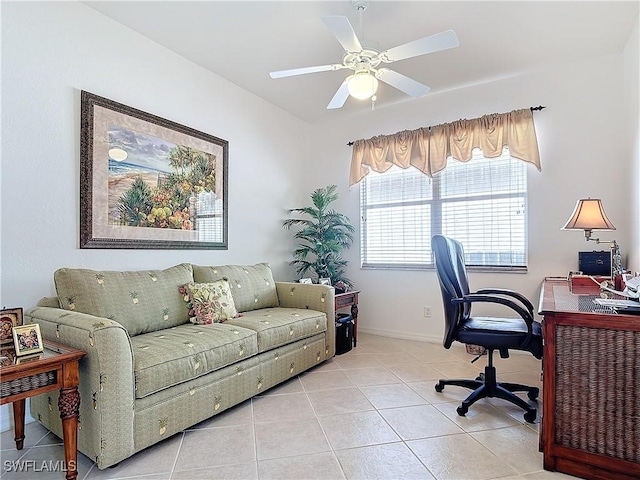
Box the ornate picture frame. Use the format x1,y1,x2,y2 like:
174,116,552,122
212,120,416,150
80,91,229,249
12,323,44,357
1,307,23,347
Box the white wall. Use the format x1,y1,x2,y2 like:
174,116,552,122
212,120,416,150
1,1,311,309
312,53,634,342
624,18,640,274
0,2,311,430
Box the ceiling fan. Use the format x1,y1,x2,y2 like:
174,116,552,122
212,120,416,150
269,2,459,110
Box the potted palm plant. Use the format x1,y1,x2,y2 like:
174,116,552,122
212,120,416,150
283,185,355,290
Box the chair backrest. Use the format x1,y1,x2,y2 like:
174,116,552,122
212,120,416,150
432,235,471,348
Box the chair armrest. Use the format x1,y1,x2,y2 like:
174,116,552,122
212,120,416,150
453,294,535,347
475,288,534,316
25,306,136,468
275,282,336,358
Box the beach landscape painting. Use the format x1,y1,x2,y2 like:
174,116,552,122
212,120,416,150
81,91,228,249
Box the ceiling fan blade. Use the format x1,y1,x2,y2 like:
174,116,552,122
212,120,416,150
376,68,431,97
379,30,459,63
322,16,362,53
270,64,342,79
327,80,350,109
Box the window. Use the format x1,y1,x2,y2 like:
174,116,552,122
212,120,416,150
360,148,528,271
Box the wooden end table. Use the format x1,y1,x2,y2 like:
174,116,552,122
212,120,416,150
335,290,360,347
1,340,86,480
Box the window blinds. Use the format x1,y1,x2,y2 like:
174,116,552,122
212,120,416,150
361,148,527,270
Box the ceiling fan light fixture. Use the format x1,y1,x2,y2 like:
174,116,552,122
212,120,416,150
269,10,458,110
347,72,378,100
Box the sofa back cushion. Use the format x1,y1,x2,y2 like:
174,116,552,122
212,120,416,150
192,263,279,313
54,263,194,336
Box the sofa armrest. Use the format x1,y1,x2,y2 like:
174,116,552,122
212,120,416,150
25,306,136,468
275,282,336,358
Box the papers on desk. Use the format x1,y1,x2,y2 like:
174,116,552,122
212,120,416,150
594,298,640,308
594,298,640,314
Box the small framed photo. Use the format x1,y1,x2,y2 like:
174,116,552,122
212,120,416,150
299,278,313,284
318,278,332,286
1,307,23,347
12,324,44,357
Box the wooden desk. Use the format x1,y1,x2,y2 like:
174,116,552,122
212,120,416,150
335,290,360,347
538,278,640,480
0,340,86,480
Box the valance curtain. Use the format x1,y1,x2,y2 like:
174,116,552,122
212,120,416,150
349,108,541,186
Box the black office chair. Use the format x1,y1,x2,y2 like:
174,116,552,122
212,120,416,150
431,234,542,423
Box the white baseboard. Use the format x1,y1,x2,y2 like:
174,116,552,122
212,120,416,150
1,400,35,433
358,326,441,344
357,328,538,358
1,404,11,433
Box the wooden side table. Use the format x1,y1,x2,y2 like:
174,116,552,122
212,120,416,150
335,290,360,347
1,340,86,480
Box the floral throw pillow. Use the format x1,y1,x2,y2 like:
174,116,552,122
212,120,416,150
179,279,238,324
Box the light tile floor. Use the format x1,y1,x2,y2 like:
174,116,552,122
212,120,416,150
0,334,576,480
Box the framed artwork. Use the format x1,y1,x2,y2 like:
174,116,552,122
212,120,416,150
0,347,16,366
318,278,332,286
1,307,23,347
80,91,229,249
12,324,44,357
299,278,313,284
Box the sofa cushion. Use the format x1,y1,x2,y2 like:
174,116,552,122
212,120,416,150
192,263,279,313
225,307,327,352
131,323,258,398
54,263,193,336
180,280,238,324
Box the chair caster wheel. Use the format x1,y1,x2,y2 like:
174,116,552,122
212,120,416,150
456,406,467,417
435,383,444,392
527,388,539,401
524,410,536,423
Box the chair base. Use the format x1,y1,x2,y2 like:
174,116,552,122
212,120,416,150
434,353,539,423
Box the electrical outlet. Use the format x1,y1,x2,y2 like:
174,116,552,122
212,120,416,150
423,306,432,318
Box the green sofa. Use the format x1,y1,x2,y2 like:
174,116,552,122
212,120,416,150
25,263,335,469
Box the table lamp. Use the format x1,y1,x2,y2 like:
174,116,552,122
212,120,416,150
562,198,622,278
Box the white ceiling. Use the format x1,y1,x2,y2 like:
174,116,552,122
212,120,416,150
84,1,639,124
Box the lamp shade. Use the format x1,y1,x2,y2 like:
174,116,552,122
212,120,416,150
562,198,616,231
347,72,378,100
